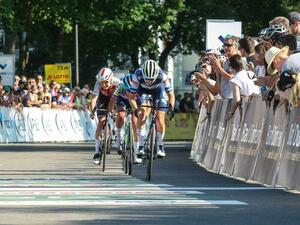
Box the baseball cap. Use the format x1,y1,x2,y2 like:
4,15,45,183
287,11,300,22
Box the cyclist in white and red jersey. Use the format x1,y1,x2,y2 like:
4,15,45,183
90,67,120,164
127,59,175,158
108,73,142,164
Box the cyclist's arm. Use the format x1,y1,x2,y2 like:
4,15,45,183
167,91,175,109
128,93,138,110
108,95,117,112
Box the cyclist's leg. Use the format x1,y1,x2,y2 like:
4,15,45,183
137,92,150,156
115,96,127,153
93,95,110,163
153,85,168,157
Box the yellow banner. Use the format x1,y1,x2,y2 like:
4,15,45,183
165,113,198,140
45,63,71,84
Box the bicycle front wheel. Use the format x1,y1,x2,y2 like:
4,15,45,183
102,120,110,172
146,126,156,181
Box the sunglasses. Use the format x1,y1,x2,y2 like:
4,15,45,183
144,79,155,84
223,43,234,48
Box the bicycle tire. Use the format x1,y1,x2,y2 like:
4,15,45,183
127,123,133,175
102,118,110,172
146,126,156,181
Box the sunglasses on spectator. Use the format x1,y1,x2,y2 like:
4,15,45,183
223,43,234,48
201,59,211,65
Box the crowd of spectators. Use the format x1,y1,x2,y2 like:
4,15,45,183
0,74,93,111
191,11,300,119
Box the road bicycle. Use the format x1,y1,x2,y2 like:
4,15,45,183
139,102,170,181
95,109,112,172
120,109,134,175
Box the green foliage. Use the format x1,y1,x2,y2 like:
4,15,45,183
0,0,297,84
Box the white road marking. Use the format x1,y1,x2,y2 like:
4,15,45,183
0,186,281,191
0,200,247,206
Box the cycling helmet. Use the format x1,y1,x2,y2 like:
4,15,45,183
142,59,159,80
277,70,296,91
265,24,288,41
123,74,133,91
97,68,113,82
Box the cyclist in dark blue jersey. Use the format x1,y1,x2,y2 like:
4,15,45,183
127,59,175,158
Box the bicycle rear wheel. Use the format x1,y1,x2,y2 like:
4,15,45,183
146,126,156,181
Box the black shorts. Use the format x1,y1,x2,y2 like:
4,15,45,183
96,93,111,117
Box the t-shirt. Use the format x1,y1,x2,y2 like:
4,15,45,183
230,70,261,96
219,60,233,99
255,65,266,77
281,53,300,74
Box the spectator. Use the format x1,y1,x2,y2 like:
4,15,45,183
277,70,300,108
227,54,260,118
40,84,52,109
179,92,189,113
238,37,257,68
36,74,43,86
265,46,300,75
175,94,182,112
287,11,300,51
277,34,298,55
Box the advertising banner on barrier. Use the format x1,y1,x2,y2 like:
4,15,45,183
191,109,203,159
212,99,231,172
41,109,63,142
0,107,17,142
70,110,85,141
202,100,223,169
276,107,300,190
56,110,75,141
253,105,286,185
220,101,242,176
24,107,47,142
165,113,198,140
233,97,266,180
193,107,210,162
12,108,26,142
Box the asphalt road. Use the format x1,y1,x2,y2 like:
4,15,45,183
0,142,299,225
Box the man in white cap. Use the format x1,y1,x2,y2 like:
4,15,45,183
265,46,300,75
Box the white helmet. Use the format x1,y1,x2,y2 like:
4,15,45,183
97,68,113,82
265,24,288,41
142,59,159,80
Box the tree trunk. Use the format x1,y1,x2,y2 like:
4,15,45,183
4,33,17,54
18,32,28,76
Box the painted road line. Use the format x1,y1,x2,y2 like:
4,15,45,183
0,200,247,206
0,190,204,195
0,186,282,191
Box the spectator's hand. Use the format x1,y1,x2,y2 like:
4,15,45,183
267,90,275,107
247,62,255,72
208,55,221,70
254,76,266,86
194,72,206,81
89,112,95,120
225,112,234,121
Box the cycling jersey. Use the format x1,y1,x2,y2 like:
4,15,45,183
92,77,121,97
113,83,128,99
129,68,173,94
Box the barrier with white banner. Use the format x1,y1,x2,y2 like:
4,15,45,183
0,107,97,143
191,96,300,192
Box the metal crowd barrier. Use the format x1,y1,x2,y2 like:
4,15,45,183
0,107,97,143
190,96,300,192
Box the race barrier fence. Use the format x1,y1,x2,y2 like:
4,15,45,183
0,107,97,143
190,96,300,192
